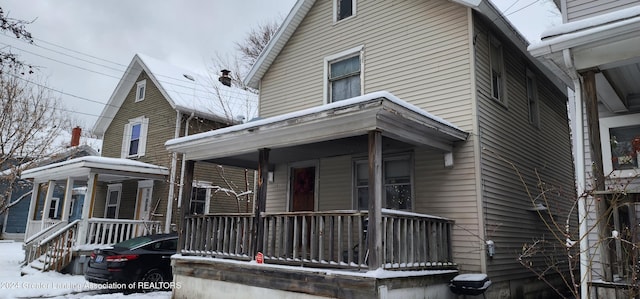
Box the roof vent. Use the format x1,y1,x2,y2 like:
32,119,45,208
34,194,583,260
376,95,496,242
183,74,195,81
219,69,232,87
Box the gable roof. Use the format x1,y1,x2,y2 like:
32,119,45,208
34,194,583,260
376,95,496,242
244,0,569,92
93,54,257,137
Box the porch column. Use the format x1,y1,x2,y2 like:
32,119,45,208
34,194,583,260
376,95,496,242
60,178,74,222
77,173,97,246
582,70,612,281
253,148,270,257
25,182,41,238
40,180,55,230
177,160,195,253
367,131,383,269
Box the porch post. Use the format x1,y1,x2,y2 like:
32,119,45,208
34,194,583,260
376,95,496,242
25,182,40,238
60,178,74,222
177,160,195,253
367,131,383,269
40,180,55,230
582,70,612,281
253,148,270,257
77,173,97,246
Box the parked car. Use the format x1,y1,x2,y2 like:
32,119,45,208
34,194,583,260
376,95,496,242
84,233,178,288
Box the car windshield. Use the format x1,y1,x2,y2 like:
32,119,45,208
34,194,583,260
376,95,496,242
114,236,153,250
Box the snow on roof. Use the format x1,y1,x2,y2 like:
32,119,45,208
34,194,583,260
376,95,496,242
540,6,640,39
137,54,257,123
165,91,466,147
22,155,168,176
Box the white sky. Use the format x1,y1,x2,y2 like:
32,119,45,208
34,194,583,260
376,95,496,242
1,0,560,132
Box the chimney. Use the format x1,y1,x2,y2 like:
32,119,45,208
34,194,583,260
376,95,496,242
70,127,81,147
219,69,232,87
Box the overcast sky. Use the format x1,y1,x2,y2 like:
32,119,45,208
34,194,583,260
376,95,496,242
1,0,559,132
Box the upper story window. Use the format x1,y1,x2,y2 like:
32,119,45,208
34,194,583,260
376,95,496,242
526,69,539,127
489,36,506,105
600,114,640,177
324,46,363,103
354,154,413,211
121,116,149,158
334,0,356,22
136,80,146,102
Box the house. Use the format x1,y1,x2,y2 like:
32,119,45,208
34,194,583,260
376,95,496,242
1,128,99,241
19,54,256,274
166,0,575,298
529,2,640,298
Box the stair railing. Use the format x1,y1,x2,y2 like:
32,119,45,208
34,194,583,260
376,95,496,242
24,220,81,272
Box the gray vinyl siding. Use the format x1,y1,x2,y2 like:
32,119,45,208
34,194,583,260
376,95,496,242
259,0,480,273
474,15,576,283
266,164,289,212
566,0,638,22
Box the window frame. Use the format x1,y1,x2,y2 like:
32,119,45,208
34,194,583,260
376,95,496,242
352,153,414,211
136,80,146,102
526,69,540,127
121,116,149,158
489,35,507,106
333,0,356,23
48,197,60,219
323,45,364,104
190,181,212,215
600,114,640,178
105,184,122,219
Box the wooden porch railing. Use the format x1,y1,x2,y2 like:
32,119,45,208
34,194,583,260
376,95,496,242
84,218,163,246
24,220,80,272
181,210,455,271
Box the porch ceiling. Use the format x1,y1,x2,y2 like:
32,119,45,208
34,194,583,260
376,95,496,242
166,91,469,169
20,156,169,182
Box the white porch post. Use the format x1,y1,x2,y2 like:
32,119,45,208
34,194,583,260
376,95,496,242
40,180,55,230
25,181,41,238
61,178,74,222
367,131,383,269
77,173,97,246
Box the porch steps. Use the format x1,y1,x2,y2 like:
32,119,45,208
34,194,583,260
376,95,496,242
22,247,74,275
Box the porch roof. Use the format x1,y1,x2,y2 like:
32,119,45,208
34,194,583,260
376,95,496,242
20,156,169,182
165,91,469,169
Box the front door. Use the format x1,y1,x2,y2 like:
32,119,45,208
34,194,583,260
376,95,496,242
290,166,315,212
135,180,154,235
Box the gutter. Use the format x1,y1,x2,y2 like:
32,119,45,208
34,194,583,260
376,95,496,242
177,112,196,208
165,110,182,233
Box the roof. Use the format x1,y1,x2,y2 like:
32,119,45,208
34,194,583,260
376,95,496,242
244,0,568,92
20,156,169,182
93,54,257,137
165,91,469,168
1,145,98,177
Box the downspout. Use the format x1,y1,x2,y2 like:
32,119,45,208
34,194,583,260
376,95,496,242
165,110,183,233
565,48,589,299
177,112,196,209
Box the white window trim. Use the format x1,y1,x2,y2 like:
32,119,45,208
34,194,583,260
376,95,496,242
352,154,414,211
526,69,540,127
49,197,60,219
136,80,146,102
489,35,507,106
191,181,212,214
333,0,357,23
323,45,365,104
121,116,149,158
105,184,122,218
600,114,640,178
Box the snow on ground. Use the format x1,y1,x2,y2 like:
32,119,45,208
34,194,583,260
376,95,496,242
0,240,171,299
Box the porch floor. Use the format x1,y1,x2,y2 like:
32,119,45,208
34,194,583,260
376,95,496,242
171,255,458,299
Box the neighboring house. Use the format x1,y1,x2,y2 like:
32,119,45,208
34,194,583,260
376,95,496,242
1,128,99,241
529,2,640,298
166,1,575,298
20,54,256,274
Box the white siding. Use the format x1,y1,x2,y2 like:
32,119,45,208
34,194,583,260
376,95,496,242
566,0,638,21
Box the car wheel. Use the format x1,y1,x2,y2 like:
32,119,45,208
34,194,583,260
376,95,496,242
141,268,166,283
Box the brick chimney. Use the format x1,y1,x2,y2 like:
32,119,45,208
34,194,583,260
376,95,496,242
70,127,81,147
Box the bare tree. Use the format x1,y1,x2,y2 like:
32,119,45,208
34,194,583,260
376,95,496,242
0,6,34,74
0,71,71,217
235,20,280,71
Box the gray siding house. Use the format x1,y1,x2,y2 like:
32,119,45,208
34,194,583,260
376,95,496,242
530,1,640,298
167,0,575,298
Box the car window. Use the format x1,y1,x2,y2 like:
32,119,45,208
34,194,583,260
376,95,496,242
146,239,177,251
114,236,153,250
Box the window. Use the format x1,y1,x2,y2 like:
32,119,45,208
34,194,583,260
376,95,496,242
121,116,149,158
324,46,363,103
190,182,211,215
490,36,505,104
334,0,356,22
48,197,60,219
526,69,539,126
600,114,640,177
105,184,122,218
136,80,146,102
354,155,413,210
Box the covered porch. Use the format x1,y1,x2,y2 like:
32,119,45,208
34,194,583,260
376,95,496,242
20,156,169,272
166,92,469,297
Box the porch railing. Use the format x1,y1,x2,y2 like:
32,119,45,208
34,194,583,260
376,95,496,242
24,220,80,272
181,210,455,271
84,218,163,246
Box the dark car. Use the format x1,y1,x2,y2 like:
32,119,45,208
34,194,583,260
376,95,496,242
84,233,178,287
